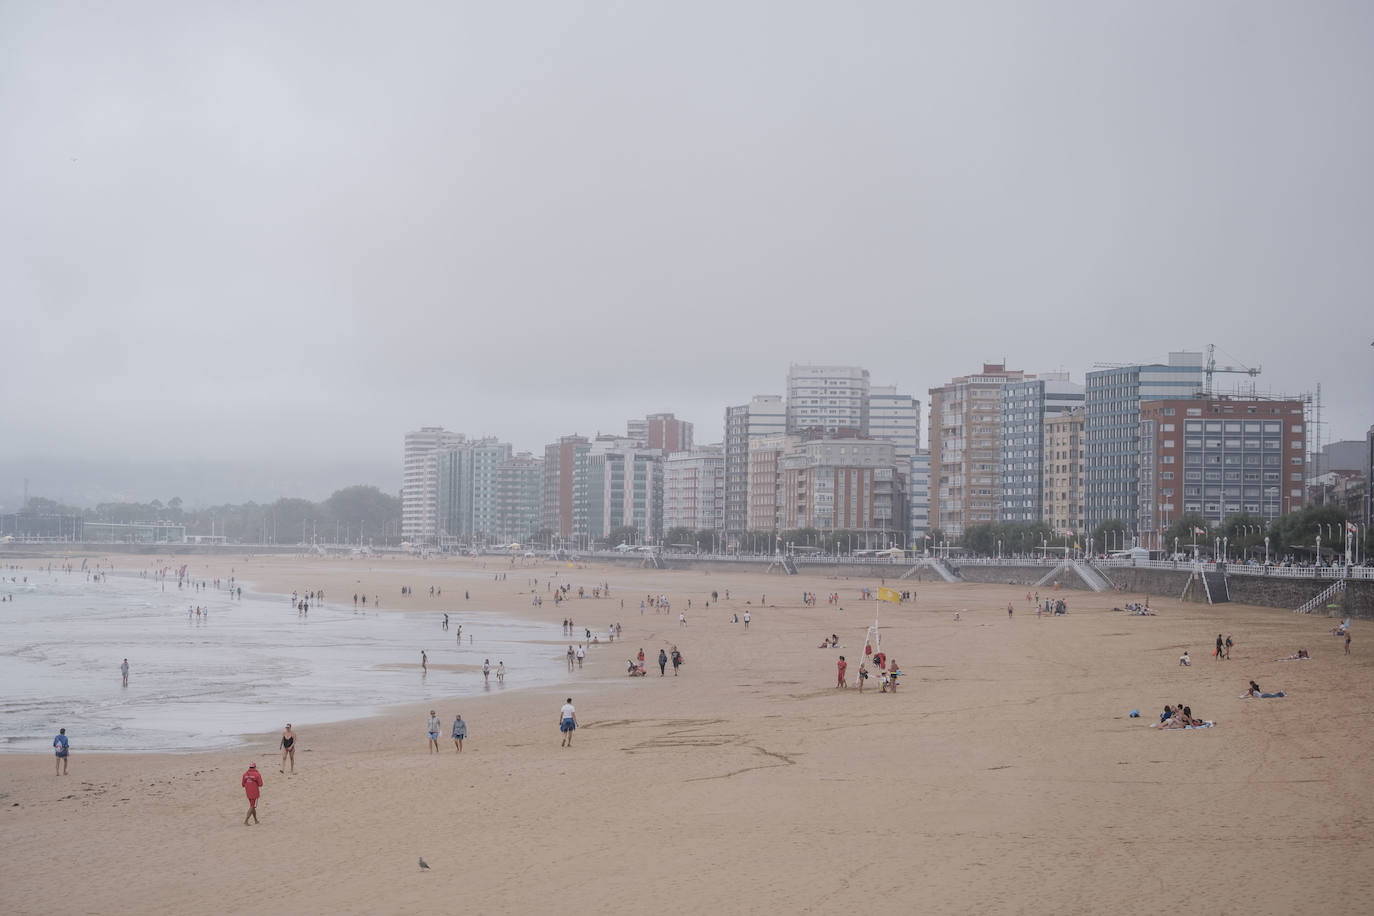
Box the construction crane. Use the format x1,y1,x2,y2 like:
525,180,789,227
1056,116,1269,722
1203,343,1260,395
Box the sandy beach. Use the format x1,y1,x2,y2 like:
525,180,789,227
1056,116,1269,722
2,553,1371,915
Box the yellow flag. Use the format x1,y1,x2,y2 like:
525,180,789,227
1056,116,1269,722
878,587,900,603
1074,542,1081,550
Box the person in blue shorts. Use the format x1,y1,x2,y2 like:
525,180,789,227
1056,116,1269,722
559,698,577,748
53,728,69,775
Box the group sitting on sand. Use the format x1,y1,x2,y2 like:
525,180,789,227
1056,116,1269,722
1153,704,1212,728
1117,602,1155,616
817,634,839,648
1277,649,1311,661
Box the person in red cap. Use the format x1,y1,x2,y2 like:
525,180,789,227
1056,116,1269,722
242,763,264,825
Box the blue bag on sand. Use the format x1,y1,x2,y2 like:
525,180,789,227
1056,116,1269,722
1129,709,1140,718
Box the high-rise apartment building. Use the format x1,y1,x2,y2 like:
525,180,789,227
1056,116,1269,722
1139,397,1306,547
909,450,931,542
402,426,466,544
786,364,870,437
723,395,786,538
1042,408,1086,538
436,437,513,546
1084,352,1205,537
493,454,543,543
928,364,1030,538
663,446,724,533
542,435,590,539
778,439,905,541
868,386,921,459
581,442,663,544
747,434,798,533
646,413,693,453
998,374,1084,523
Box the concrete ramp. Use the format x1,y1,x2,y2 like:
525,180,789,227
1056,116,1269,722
766,557,798,575
1071,561,1112,593
902,558,960,582
1035,560,1110,592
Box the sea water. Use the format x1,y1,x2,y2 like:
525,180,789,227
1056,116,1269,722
0,572,566,753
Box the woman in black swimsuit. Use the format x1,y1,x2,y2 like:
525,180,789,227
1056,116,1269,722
280,724,296,774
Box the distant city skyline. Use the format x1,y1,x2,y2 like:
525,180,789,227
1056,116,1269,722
2,3,1370,493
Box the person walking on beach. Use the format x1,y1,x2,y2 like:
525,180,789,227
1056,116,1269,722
120,658,129,686
242,763,263,824
671,646,682,676
483,659,491,686
279,724,296,774
679,612,687,627
421,650,428,674
836,655,848,688
658,648,668,676
427,710,442,753
567,645,575,671
743,611,750,629
496,661,505,684
559,698,577,747
451,714,466,752
1216,634,1225,661
53,728,69,775
576,645,585,668
1346,631,1352,655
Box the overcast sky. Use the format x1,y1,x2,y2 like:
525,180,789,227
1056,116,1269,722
2,1,1371,503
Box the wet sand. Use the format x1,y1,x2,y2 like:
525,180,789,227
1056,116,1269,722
1,554,1370,915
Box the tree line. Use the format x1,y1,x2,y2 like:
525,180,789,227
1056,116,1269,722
20,486,401,545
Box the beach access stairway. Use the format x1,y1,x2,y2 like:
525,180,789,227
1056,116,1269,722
900,558,961,582
1203,569,1230,603
766,556,799,575
1188,562,1231,604
1033,560,1110,592
1295,580,1345,614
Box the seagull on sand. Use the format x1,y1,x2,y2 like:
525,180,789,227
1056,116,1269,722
419,857,430,871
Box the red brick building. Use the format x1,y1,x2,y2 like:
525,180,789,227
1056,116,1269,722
1138,397,1306,550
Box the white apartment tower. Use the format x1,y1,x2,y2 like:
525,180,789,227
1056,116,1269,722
663,446,725,533
786,365,870,437
402,426,466,544
868,385,921,460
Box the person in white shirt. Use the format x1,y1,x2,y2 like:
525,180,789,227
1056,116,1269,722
576,645,585,668
427,710,442,753
559,698,577,747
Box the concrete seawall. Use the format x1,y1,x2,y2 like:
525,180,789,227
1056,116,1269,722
953,562,1373,618
5,544,1366,616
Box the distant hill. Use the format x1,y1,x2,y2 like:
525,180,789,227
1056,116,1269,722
0,457,397,511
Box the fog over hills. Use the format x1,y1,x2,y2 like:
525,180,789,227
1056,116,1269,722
0,458,396,512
